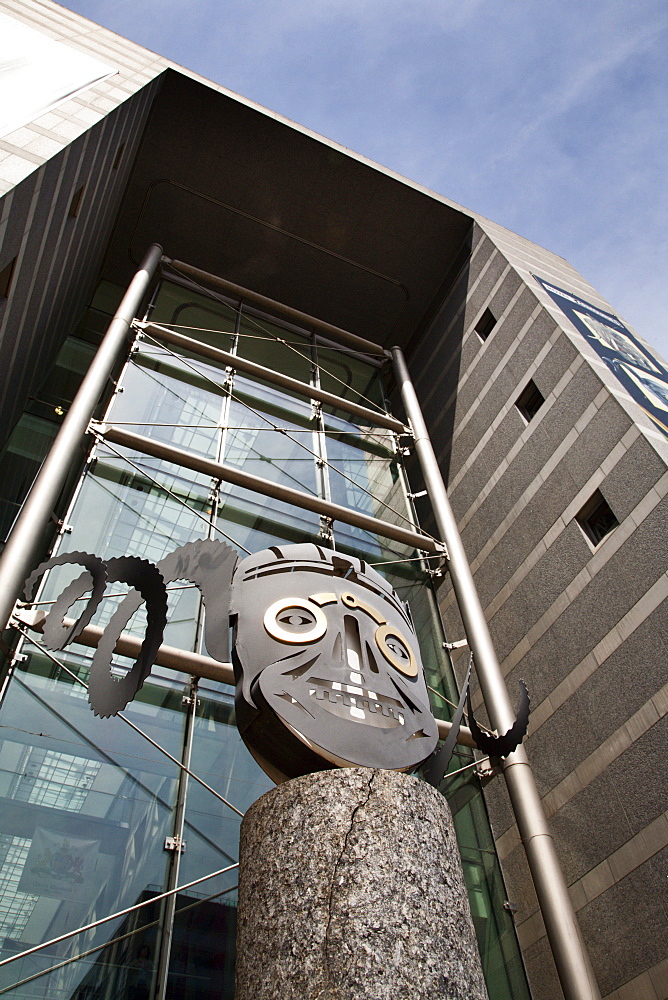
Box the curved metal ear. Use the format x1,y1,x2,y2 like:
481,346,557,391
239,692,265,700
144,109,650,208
87,556,168,717
85,539,238,715
156,538,238,663
466,680,531,759
23,550,167,715
422,657,472,787
23,552,107,650
20,538,239,717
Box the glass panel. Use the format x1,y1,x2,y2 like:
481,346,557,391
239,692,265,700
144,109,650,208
316,345,387,415
235,312,313,390
30,337,97,411
216,486,321,556
89,279,124,316
326,427,402,520
225,380,318,499
0,647,184,1000
149,283,237,352
0,415,58,544
107,360,223,462
449,777,531,1000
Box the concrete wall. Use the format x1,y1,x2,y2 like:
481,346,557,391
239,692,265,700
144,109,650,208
0,78,159,450
411,221,668,1000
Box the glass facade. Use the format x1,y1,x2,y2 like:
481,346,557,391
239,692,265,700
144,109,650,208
0,278,530,999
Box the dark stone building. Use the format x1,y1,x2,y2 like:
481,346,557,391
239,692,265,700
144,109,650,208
0,4,665,999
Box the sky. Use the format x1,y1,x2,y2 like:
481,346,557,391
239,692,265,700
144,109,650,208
60,0,668,360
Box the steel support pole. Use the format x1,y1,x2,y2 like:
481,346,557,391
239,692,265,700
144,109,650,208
390,346,601,1000
0,244,164,638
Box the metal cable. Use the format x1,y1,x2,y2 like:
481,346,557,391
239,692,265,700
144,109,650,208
157,264,388,414
0,861,238,970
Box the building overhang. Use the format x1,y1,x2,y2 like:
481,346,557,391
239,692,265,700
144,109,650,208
104,69,474,348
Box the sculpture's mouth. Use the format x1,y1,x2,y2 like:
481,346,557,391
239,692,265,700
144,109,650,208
307,676,405,728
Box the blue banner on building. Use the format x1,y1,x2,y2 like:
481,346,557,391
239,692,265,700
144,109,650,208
534,275,668,437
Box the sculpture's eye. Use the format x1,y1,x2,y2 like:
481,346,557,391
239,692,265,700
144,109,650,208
278,610,318,631
375,624,418,677
264,598,327,644
386,636,410,661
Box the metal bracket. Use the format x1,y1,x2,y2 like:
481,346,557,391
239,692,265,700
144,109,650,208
11,606,46,629
164,836,186,854
318,516,334,543
443,638,468,650
503,900,518,914
395,432,414,457
476,762,501,785
182,693,200,707
408,489,428,499
49,513,73,534
426,546,449,577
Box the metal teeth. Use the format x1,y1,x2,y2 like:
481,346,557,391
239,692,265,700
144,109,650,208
308,677,405,725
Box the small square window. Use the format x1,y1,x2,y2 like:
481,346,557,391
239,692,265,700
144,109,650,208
68,185,85,218
475,308,496,341
0,256,17,299
576,490,619,546
112,142,126,170
516,380,544,422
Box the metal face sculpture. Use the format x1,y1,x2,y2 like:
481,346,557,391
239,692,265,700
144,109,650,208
19,538,529,785
230,543,439,782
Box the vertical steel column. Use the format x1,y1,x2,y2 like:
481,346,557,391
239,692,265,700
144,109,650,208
154,680,198,1000
0,244,163,637
391,346,601,1000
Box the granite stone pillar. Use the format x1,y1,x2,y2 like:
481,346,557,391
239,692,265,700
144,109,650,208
235,767,488,1000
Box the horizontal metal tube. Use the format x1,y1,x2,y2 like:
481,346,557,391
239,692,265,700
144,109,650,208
14,611,474,747
93,423,442,555
73,618,232,683
165,258,387,357
139,321,406,434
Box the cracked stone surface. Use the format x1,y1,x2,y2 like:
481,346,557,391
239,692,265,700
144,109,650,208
235,767,488,1000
